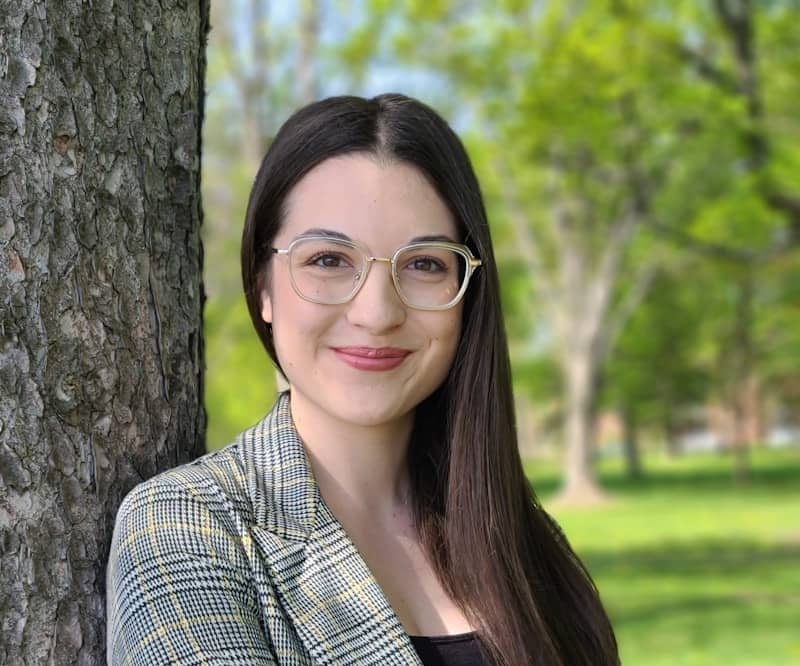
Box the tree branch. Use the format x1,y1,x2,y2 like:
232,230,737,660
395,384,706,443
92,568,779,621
647,219,798,264
599,264,658,363
713,0,751,48
675,43,740,93
582,208,641,353
493,158,557,310
765,192,800,231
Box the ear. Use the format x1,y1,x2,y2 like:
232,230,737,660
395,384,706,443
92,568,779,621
260,290,272,324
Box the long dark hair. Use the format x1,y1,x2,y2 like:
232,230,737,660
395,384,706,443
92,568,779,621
241,94,619,666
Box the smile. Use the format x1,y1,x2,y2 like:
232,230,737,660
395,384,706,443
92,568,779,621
331,346,411,371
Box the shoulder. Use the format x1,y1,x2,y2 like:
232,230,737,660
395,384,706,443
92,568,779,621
108,443,261,592
112,390,310,538
115,442,250,533
111,391,317,557
106,439,283,665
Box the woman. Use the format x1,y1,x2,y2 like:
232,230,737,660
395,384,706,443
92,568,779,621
107,94,618,666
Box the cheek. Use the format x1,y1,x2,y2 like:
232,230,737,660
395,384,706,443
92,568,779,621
428,311,463,364
270,295,338,358
445,323,463,364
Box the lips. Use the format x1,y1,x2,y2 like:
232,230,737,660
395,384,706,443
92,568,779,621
331,346,411,371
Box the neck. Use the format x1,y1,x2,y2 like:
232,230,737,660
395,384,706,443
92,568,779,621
288,390,414,519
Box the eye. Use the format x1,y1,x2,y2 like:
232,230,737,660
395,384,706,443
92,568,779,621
407,256,446,273
307,252,351,269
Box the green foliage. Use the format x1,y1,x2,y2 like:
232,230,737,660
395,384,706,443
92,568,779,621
513,354,563,404
204,295,277,450
755,253,800,391
601,267,710,427
691,175,784,249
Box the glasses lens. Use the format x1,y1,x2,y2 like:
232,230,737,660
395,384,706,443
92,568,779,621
288,238,364,303
394,245,467,308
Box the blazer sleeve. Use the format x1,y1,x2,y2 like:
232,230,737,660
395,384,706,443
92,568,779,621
106,475,277,665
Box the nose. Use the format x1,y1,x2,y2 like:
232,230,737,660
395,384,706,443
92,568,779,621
345,259,407,333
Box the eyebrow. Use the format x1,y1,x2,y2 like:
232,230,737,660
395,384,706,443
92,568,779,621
409,234,457,243
295,229,458,244
296,228,350,240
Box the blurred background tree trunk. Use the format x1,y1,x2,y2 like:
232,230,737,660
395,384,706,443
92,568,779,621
621,403,643,480
0,1,208,663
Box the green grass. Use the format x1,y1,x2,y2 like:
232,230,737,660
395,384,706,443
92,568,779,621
525,447,800,666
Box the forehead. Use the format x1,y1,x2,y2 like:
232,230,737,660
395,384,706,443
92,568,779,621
277,154,458,249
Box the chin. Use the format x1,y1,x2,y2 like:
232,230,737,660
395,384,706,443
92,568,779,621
327,396,412,429
287,370,448,431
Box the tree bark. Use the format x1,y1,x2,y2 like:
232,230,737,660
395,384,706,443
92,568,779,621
0,1,209,663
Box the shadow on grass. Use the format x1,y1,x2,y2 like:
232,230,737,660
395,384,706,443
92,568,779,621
611,593,795,626
528,450,800,498
582,538,800,638
581,538,800,581
602,461,800,495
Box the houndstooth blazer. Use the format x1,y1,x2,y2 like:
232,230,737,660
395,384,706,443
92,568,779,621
106,391,424,665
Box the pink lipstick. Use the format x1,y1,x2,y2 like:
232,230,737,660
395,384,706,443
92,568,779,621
332,346,410,371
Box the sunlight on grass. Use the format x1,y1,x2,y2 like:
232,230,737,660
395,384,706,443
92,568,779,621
525,448,800,666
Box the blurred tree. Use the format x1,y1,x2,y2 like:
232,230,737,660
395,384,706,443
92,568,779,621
343,0,800,498
754,255,800,419
600,266,711,475
0,0,207,662
650,0,800,480
203,0,321,448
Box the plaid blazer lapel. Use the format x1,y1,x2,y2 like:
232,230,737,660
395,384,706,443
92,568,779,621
246,393,422,665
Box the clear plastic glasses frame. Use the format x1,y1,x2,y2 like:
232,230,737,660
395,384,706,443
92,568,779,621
271,235,483,311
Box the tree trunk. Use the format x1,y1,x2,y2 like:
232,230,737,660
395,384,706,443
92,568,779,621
729,272,755,483
552,208,640,504
499,146,647,505
0,1,209,663
662,409,682,457
621,404,643,479
559,347,607,504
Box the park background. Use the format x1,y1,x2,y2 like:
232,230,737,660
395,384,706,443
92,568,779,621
202,2,800,665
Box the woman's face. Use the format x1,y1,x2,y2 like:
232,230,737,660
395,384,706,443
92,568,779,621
260,154,463,430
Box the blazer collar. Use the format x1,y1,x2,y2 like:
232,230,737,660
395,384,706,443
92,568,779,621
239,390,320,541
242,392,422,665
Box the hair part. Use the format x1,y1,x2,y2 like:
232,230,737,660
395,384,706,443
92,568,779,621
241,94,619,666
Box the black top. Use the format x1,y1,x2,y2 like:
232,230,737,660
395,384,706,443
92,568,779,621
409,632,493,666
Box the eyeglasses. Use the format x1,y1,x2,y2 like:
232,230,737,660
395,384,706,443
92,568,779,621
271,236,482,310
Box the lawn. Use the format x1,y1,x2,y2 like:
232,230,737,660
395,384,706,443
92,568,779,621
525,447,800,666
